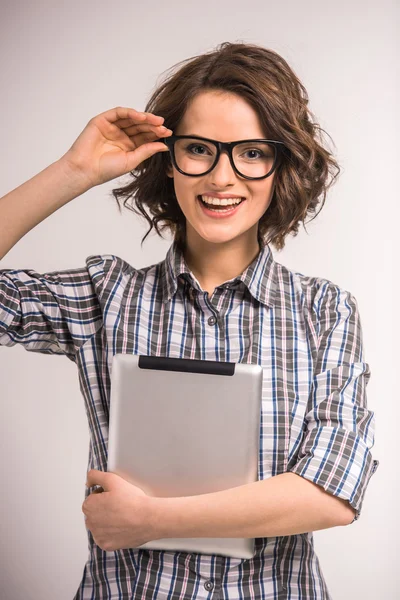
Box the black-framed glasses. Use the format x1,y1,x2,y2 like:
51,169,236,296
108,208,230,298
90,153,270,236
161,135,287,180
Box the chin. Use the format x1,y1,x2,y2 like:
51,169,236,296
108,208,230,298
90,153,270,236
196,230,244,245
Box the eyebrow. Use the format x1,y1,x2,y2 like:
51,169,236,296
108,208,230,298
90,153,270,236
182,134,269,142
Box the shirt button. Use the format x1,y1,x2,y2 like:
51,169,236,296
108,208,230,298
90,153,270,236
207,316,217,326
204,580,214,591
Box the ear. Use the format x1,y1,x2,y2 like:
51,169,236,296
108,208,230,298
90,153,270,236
166,165,174,178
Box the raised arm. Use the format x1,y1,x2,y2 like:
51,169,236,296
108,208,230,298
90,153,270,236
0,159,91,261
0,106,172,261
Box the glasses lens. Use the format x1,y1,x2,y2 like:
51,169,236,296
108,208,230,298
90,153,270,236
173,138,277,178
233,141,276,178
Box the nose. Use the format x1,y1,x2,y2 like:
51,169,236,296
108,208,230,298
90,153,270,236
208,148,238,186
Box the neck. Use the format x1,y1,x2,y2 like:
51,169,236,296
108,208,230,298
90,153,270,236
182,228,261,293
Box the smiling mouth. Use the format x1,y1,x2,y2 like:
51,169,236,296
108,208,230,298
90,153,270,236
197,195,246,210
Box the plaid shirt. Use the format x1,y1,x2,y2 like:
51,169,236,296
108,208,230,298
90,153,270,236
0,241,379,599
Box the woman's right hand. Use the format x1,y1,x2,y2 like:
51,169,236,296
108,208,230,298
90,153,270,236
59,106,173,188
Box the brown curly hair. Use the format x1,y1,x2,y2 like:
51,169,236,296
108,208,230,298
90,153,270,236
110,41,341,252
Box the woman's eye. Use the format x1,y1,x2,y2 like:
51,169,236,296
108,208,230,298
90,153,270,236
187,144,209,155
242,148,273,160
246,150,261,159
240,149,263,160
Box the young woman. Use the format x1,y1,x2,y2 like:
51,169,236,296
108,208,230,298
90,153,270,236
0,42,378,599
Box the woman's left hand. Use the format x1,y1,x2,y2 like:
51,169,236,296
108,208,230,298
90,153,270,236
82,469,156,552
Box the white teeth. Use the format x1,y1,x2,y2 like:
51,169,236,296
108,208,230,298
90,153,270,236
200,195,244,206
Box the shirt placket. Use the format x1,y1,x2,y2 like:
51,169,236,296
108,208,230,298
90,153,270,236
192,285,230,362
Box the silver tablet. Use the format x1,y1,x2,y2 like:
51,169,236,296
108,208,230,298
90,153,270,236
107,354,263,559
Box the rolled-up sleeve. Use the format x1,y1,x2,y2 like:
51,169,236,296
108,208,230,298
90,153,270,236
289,282,379,523
0,256,106,362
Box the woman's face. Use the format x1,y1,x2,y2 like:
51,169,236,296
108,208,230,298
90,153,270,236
166,90,277,248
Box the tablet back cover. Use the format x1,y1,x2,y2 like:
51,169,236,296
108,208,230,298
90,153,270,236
107,354,262,559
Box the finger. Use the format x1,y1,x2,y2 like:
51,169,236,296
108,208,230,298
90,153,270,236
118,122,171,136
96,107,165,126
118,121,172,139
125,125,172,138
114,118,144,128
125,141,170,171
129,131,170,148
115,116,167,129
140,110,165,124
122,108,165,125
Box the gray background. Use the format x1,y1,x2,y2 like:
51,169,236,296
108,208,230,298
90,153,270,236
0,0,397,598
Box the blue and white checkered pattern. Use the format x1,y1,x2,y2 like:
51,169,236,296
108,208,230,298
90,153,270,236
0,241,379,599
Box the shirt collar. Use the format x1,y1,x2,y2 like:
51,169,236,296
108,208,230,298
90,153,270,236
161,241,277,308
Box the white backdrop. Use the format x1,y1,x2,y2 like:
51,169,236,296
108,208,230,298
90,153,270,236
0,0,397,598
